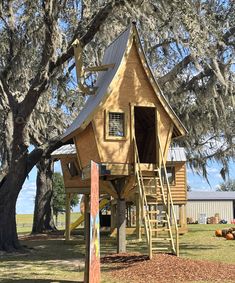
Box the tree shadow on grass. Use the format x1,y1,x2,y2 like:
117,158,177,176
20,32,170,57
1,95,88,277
180,243,217,250
0,280,83,283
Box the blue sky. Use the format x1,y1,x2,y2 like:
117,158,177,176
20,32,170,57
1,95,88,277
16,160,235,214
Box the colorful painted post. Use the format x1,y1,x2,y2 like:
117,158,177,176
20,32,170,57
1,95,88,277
88,161,100,283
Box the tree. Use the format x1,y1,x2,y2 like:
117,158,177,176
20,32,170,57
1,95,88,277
0,0,234,251
32,158,56,233
52,172,79,225
217,179,235,192
0,0,126,251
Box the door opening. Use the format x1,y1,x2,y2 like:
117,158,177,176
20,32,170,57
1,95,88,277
134,107,156,163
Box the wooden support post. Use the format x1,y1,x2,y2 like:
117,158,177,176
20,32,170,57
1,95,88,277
136,193,142,240
179,204,187,229
84,194,89,240
65,193,71,241
110,201,116,232
117,198,126,253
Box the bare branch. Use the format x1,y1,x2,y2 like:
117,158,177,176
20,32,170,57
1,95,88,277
158,55,192,87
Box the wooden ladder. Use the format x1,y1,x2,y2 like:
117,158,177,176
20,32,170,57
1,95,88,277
133,137,179,259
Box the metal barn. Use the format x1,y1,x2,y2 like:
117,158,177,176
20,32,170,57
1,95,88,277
187,191,235,223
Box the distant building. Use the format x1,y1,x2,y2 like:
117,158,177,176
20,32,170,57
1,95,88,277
187,191,235,223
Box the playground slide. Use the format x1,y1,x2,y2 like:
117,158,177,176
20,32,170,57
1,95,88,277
69,198,110,232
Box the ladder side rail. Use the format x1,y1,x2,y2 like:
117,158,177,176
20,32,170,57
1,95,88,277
157,135,179,256
133,137,151,246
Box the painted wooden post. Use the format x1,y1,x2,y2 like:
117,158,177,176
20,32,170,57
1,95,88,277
84,161,100,283
117,198,126,253
65,193,71,241
84,193,90,283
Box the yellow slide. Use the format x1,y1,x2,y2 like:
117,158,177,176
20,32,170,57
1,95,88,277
69,198,110,232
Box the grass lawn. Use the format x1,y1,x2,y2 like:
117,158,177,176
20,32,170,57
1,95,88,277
16,213,81,234
0,223,234,283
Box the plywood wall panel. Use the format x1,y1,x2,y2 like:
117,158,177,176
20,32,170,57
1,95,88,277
75,123,100,167
93,42,174,164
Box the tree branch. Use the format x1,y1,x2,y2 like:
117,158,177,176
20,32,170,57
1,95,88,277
27,136,63,174
158,54,192,86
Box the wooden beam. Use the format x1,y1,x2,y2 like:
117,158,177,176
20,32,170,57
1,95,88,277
100,180,118,199
163,123,174,164
121,176,136,198
84,64,115,72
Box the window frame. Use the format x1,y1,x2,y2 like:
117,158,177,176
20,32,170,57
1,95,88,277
161,166,176,186
66,160,80,178
105,110,127,141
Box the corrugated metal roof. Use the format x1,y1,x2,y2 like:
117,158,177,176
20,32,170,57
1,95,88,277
188,191,235,200
167,147,186,162
52,144,186,162
62,25,132,140
52,144,76,157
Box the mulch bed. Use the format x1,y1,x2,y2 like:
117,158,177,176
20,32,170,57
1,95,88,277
101,253,235,283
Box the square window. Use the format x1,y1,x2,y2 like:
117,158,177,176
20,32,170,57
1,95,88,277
108,112,125,137
161,167,175,185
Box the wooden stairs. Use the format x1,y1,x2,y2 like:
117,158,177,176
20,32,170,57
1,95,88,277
133,137,179,259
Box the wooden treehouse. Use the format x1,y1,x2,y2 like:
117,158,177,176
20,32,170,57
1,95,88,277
53,23,187,259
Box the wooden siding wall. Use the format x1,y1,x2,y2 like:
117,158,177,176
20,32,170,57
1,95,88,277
60,157,90,189
93,42,173,164
186,201,234,222
169,163,187,204
75,123,100,167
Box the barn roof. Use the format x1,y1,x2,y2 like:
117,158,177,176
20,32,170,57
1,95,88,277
188,191,235,201
52,144,186,162
62,23,187,142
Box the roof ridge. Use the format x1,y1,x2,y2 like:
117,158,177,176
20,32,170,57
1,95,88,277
105,24,132,50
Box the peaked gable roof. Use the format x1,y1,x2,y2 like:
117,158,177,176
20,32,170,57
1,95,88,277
62,23,187,142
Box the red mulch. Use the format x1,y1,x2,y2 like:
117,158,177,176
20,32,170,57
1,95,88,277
101,253,235,283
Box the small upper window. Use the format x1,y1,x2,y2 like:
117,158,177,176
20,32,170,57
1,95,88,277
108,112,125,137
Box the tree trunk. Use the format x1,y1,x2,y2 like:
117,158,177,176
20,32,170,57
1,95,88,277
0,154,28,251
32,158,56,233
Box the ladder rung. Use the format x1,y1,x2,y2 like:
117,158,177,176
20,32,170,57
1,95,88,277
152,237,172,241
151,228,170,232
148,210,159,214
150,219,167,223
144,185,156,188
152,247,170,251
142,177,160,180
